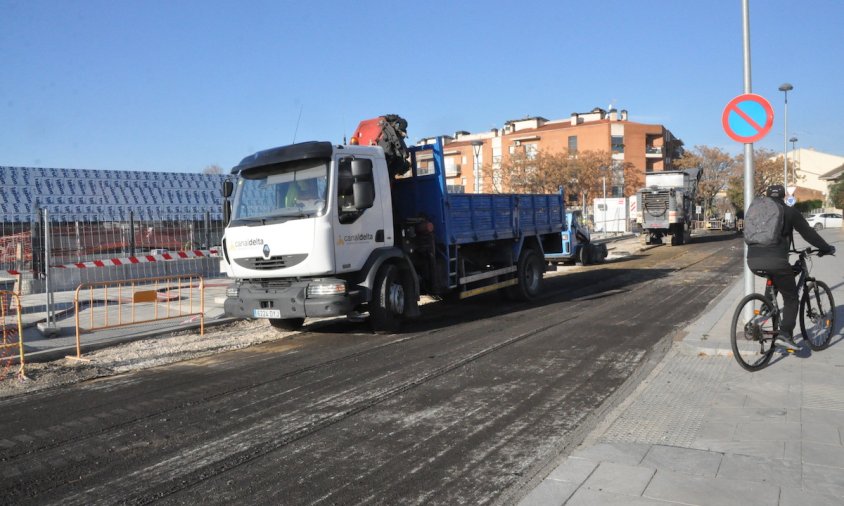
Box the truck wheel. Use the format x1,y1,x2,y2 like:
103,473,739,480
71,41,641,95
269,318,305,332
370,263,407,334
579,246,591,266
507,248,543,301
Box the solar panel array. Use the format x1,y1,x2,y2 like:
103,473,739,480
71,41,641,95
0,166,226,223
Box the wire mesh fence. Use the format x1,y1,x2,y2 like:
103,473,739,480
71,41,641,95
1,166,228,290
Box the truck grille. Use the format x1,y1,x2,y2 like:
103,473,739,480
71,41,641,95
643,192,669,217
234,254,307,270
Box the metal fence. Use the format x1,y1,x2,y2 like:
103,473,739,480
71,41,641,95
1,166,228,292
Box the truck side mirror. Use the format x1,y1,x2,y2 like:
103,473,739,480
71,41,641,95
223,200,232,226
353,182,374,209
351,159,372,178
222,180,234,198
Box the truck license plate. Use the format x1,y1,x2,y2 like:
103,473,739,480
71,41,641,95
253,309,281,319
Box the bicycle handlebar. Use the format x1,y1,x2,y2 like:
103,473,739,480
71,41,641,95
790,247,836,257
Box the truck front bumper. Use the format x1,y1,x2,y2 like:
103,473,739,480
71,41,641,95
224,279,363,320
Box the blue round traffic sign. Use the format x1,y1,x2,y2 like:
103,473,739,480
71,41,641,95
722,94,775,143
785,195,796,207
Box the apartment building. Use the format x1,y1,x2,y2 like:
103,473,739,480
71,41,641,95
417,107,682,197
786,148,844,203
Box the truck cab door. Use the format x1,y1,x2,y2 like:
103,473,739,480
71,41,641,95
333,156,392,273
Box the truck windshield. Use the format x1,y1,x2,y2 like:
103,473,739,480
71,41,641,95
232,159,328,223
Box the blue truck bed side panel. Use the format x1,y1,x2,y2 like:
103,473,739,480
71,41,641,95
393,140,564,248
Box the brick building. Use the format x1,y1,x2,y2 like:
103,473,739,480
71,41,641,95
418,107,682,197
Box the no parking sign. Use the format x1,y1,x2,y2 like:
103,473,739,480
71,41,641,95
722,94,774,143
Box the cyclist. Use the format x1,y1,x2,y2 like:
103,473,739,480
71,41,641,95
747,185,836,350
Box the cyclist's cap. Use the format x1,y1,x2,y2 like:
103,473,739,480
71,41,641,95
766,185,785,198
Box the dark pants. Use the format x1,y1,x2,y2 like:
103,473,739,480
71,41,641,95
767,267,799,337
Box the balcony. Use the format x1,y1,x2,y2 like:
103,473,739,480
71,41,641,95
645,146,663,157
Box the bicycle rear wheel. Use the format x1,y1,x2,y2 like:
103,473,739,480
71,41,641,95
800,280,836,351
730,294,778,371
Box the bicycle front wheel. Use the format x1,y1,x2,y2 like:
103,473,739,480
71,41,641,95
800,280,836,351
730,294,778,371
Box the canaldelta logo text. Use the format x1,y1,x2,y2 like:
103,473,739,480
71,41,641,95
231,238,264,250
336,232,374,246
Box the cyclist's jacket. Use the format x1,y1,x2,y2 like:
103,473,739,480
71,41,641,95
747,199,832,271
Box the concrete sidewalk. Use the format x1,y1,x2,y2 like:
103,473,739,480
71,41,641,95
520,230,844,506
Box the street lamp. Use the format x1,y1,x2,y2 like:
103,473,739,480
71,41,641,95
471,140,483,194
778,83,793,187
789,136,798,188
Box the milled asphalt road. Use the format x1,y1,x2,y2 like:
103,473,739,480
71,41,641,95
519,228,844,506
0,231,760,505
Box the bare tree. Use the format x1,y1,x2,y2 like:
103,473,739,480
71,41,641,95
202,164,224,175
674,146,735,219
726,148,783,211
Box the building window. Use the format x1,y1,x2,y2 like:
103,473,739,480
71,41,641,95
525,143,538,160
611,135,624,153
568,136,577,154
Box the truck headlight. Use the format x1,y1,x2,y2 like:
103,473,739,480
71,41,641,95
307,282,346,297
561,233,569,241
226,286,240,298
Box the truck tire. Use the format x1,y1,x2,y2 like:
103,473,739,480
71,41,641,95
370,263,408,334
506,248,543,301
578,246,590,266
269,318,305,332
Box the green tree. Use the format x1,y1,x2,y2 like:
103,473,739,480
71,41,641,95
829,180,844,209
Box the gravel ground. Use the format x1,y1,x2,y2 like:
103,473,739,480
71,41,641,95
0,319,290,399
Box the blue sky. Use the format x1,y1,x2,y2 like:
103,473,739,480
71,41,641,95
2,0,842,172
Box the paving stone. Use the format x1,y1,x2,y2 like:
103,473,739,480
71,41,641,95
717,453,801,488
644,468,779,506
784,440,801,462
640,445,722,477
566,487,674,506
701,440,784,460
517,479,578,506
546,457,598,484
801,421,841,445
802,407,844,427
802,441,844,468
708,406,788,423
802,462,844,497
780,486,844,506
733,421,801,441
569,442,650,466
581,461,655,496
693,421,736,442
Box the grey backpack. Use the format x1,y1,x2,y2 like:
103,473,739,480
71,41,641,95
744,196,784,247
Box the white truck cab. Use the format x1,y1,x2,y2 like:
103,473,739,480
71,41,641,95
221,141,410,330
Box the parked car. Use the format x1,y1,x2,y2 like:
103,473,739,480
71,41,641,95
806,212,843,231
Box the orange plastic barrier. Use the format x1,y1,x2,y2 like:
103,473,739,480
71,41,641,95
71,274,205,360
0,291,26,380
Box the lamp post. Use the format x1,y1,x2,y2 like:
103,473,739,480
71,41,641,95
471,140,483,194
789,136,798,189
778,83,793,187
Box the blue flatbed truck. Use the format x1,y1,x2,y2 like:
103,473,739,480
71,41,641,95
221,117,565,333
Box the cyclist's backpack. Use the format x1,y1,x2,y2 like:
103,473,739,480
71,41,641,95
743,196,785,247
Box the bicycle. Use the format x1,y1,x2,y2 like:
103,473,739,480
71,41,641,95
730,247,837,371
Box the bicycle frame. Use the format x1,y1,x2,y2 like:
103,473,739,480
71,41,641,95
761,249,813,319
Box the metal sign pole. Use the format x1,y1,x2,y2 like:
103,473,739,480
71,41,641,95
742,0,755,302
38,208,59,336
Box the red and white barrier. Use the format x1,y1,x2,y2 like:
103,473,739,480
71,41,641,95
2,249,219,276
